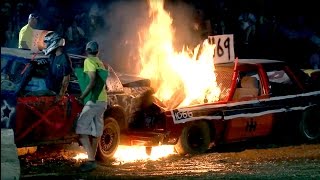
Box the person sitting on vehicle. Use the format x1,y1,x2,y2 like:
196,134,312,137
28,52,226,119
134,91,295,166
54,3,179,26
43,32,73,101
18,13,39,49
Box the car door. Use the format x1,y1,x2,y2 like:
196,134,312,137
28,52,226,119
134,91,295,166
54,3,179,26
239,69,274,139
1,56,28,129
224,65,273,142
263,64,306,137
15,61,73,143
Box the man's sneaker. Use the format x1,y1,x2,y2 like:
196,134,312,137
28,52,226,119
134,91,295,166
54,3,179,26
79,160,97,172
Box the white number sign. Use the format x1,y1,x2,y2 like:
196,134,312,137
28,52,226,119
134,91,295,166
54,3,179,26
208,34,235,64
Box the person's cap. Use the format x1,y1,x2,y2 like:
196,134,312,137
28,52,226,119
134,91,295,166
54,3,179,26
86,41,99,54
29,13,39,20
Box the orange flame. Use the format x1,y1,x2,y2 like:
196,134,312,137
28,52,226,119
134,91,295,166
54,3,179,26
139,0,220,109
113,145,176,164
73,152,88,161
73,145,176,164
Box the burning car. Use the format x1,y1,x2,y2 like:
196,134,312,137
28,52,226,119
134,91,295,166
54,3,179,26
1,47,153,161
2,0,320,162
117,0,320,156
2,46,319,161
132,58,320,155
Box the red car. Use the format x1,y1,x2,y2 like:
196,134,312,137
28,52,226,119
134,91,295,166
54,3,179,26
123,59,320,155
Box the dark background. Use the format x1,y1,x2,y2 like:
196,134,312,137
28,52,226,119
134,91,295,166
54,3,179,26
1,0,319,71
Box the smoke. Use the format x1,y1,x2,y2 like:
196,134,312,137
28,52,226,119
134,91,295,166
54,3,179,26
90,0,200,74
165,1,202,51
90,0,149,74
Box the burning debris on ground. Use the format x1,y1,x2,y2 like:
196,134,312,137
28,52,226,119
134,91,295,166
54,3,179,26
19,143,320,179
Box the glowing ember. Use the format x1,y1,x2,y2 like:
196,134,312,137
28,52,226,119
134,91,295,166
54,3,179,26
139,0,220,109
113,145,176,164
73,153,88,161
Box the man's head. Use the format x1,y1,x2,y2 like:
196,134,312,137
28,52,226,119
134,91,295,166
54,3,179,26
86,41,99,56
28,13,39,28
43,32,65,55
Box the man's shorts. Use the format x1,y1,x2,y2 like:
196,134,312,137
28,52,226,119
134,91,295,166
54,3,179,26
76,101,107,137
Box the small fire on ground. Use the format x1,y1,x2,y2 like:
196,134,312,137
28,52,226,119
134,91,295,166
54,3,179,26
73,145,176,164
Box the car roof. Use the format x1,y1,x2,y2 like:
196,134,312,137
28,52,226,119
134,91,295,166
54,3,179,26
238,59,284,64
215,59,285,70
1,47,47,59
1,47,87,60
1,47,285,68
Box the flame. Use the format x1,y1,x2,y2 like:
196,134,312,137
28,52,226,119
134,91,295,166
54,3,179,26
72,145,175,164
139,0,220,109
73,153,88,161
73,0,221,164
113,145,176,164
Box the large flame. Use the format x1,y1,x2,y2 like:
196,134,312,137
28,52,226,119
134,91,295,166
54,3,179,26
139,0,220,109
73,0,221,164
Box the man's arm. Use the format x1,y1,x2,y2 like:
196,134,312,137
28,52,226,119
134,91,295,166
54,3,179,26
59,75,70,97
57,54,72,99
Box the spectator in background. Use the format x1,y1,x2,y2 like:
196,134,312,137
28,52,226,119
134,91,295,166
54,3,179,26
55,22,65,38
66,18,86,54
238,12,256,45
235,11,257,58
18,13,39,49
13,3,25,33
1,2,12,46
211,0,232,35
5,22,18,48
255,15,280,59
79,12,90,38
67,18,85,43
309,46,320,69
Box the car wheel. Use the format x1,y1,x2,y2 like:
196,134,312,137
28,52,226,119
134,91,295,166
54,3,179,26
174,121,210,155
299,105,320,142
96,117,120,162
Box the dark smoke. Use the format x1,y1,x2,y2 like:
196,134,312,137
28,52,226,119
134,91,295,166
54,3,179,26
165,1,202,52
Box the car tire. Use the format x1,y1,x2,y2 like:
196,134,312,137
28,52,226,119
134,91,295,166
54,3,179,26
299,105,320,142
96,117,120,162
174,121,210,155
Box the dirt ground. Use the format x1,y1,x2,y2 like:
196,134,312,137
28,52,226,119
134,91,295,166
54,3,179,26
19,140,320,179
